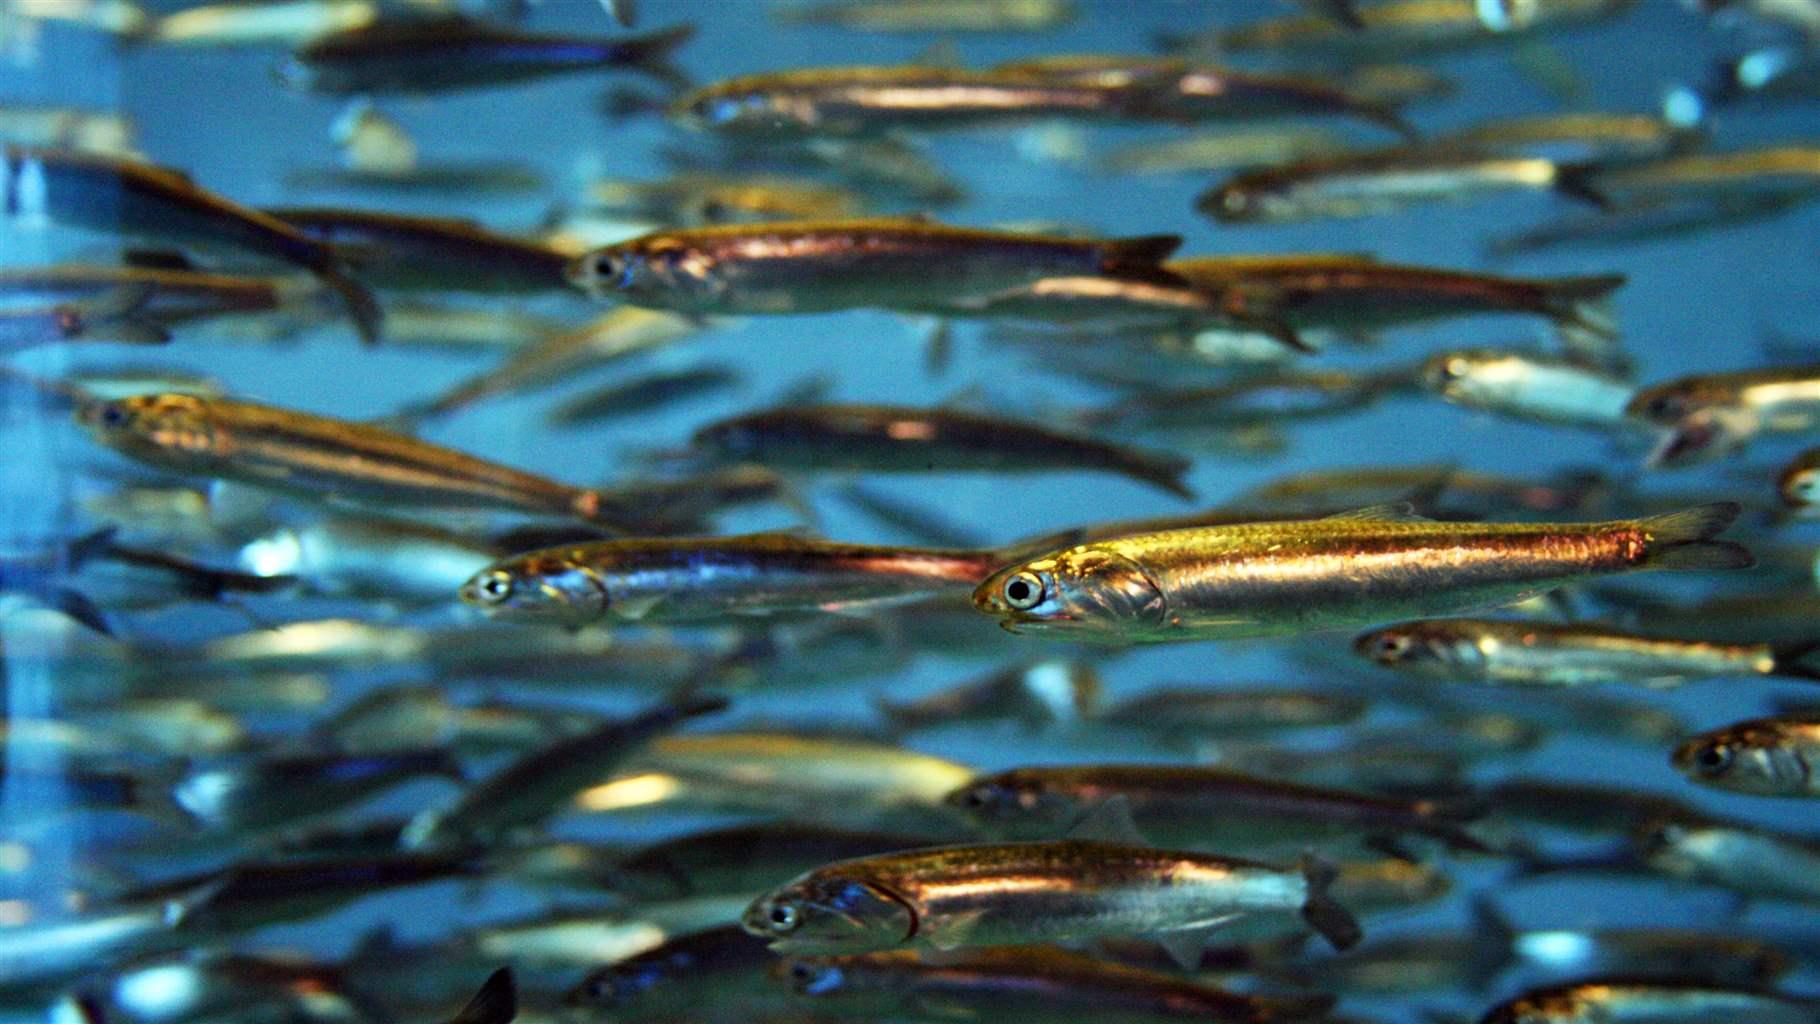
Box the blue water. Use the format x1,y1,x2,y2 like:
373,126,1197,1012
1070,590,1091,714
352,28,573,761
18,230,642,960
4,2,1820,1022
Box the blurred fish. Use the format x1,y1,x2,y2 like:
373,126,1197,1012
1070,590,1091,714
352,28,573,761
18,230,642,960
583,172,867,225
975,503,1749,643
604,822,939,901
401,693,726,850
569,219,1182,315
313,686,597,756
283,162,546,196
1432,111,1697,164
0,880,221,989
1097,126,1351,177
1236,464,1613,520
691,403,1194,498
279,17,695,94
1477,778,1705,837
2,0,148,39
0,104,134,155
77,392,653,531
1634,816,1820,904
268,207,576,295
837,481,989,548
1674,714,1820,797
547,366,739,427
1570,147,1820,207
461,532,1006,625
1082,367,1417,433
64,952,392,1024
777,946,1335,1023
1,148,381,343
1355,617,1820,687
463,898,746,966
1419,349,1635,427
174,747,463,834
147,0,379,47
663,135,965,207
1480,977,1820,1023
0,292,168,351
1098,687,1368,739
0,262,325,330
1167,257,1624,355
1201,145,1597,224
875,660,1100,734
1627,365,1820,462
1487,193,1806,254
947,764,1487,854
236,515,498,605
1779,447,1820,515
566,925,776,1017
742,800,1362,959
770,0,1077,32
1198,0,1638,61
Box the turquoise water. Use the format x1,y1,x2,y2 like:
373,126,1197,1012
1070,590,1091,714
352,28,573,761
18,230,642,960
4,2,1820,1023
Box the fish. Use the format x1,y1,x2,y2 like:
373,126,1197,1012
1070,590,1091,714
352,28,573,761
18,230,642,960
875,660,1100,734
0,292,169,351
0,103,135,155
568,219,1182,314
266,206,577,294
1201,0,1639,61
0,261,325,329
0,880,223,988
461,532,1007,626
990,55,1418,137
236,515,499,606
1166,256,1625,354
690,403,1194,498
313,686,598,758
1235,463,1614,520
278,17,696,94
771,0,1077,32
1,147,381,343
173,748,464,834
1082,367,1416,433
76,392,651,531
584,172,867,225
1778,447,1820,514
604,822,939,901
1479,978,1820,1023
547,366,740,427
63,952,396,1024
1200,146,1596,224
1565,147,1820,207
463,898,747,966
145,0,378,47
401,693,727,850
1420,349,1636,426
1354,617,1820,687
1673,715,1820,797
947,764,1487,854
566,925,776,1016
1628,365,1820,432
1486,193,1808,255
1430,111,1698,164
1097,687,1368,738
741,800,1363,960
777,946,1336,1023
974,503,1749,643
1636,817,1820,905
1097,125,1351,177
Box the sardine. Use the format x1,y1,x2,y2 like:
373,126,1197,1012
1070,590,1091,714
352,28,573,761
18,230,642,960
604,822,939,901
279,17,695,94
566,925,775,1016
173,748,463,833
875,660,1100,733
568,218,1181,314
1098,687,1368,738
1673,715,1820,797
1203,0,1638,61
1420,349,1635,426
975,503,1749,643
690,403,1194,498
1354,617,1818,687
1480,977,1820,1023
1,147,381,342
770,0,1077,33
548,366,739,427
584,172,867,225
267,206,576,294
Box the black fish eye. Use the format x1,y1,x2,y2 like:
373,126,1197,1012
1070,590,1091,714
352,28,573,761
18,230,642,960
97,405,129,428
586,979,611,1001
472,571,513,603
1695,743,1734,775
961,786,991,808
1374,634,1409,659
788,963,814,982
1003,572,1045,610
769,902,799,931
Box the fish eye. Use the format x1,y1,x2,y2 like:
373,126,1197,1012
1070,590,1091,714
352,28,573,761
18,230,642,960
958,784,994,809
1220,189,1248,212
471,570,514,604
96,404,130,429
1371,633,1411,660
767,900,800,932
1439,357,1470,381
1693,742,1735,776
584,978,613,1002
1002,572,1046,611
1642,394,1682,419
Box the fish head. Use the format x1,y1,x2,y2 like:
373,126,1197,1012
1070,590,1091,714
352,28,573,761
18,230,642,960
742,873,916,954
1419,350,1494,401
1351,621,1483,676
1673,727,1807,795
777,957,849,996
1777,461,1820,510
668,85,807,135
1625,381,1717,426
1641,406,1757,469
944,770,1077,835
973,549,1166,640
1198,180,1281,224
566,959,673,1010
570,239,722,308
459,554,608,625
76,393,217,461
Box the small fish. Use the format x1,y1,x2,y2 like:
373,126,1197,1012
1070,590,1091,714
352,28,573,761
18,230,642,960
568,219,1182,315
0,261,322,328
778,946,1336,1023
742,800,1362,959
402,693,726,850
1168,256,1624,354
567,925,775,1015
236,515,499,606
465,899,746,966
1486,193,1806,255
173,748,463,834
1432,112,1697,164
1084,367,1414,433
947,764,1487,854
67,952,394,1024
1569,146,1820,206
1673,715,1820,797
1201,146,1595,224
314,686,598,757
1636,817,1820,905
1204,0,1638,61
77,392,649,531
1356,617,1820,687
691,403,1194,498
0,103,134,155
0,292,168,351
604,822,938,901
975,503,1749,643
548,366,739,427
585,171,866,225
147,0,378,47
0,880,222,988
1,147,381,342
1480,977,1820,1023
1421,349,1635,426
462,532,1005,626
1777,447,1820,514
771,0,1077,33
875,660,1100,734
1098,687,1368,739
267,206,576,294
1097,125,1351,177
279,17,695,94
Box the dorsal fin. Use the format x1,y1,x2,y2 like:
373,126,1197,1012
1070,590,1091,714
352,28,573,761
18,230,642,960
1320,502,1428,523
1065,795,1148,845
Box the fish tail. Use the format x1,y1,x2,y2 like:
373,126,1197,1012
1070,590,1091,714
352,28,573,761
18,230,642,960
1463,896,1520,991
317,262,384,346
1639,501,1754,571
1297,852,1362,951
1550,162,1615,211
1540,272,1625,348
1096,234,1184,281
448,970,516,1024
617,23,696,87
1770,641,1820,683
1120,449,1196,500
